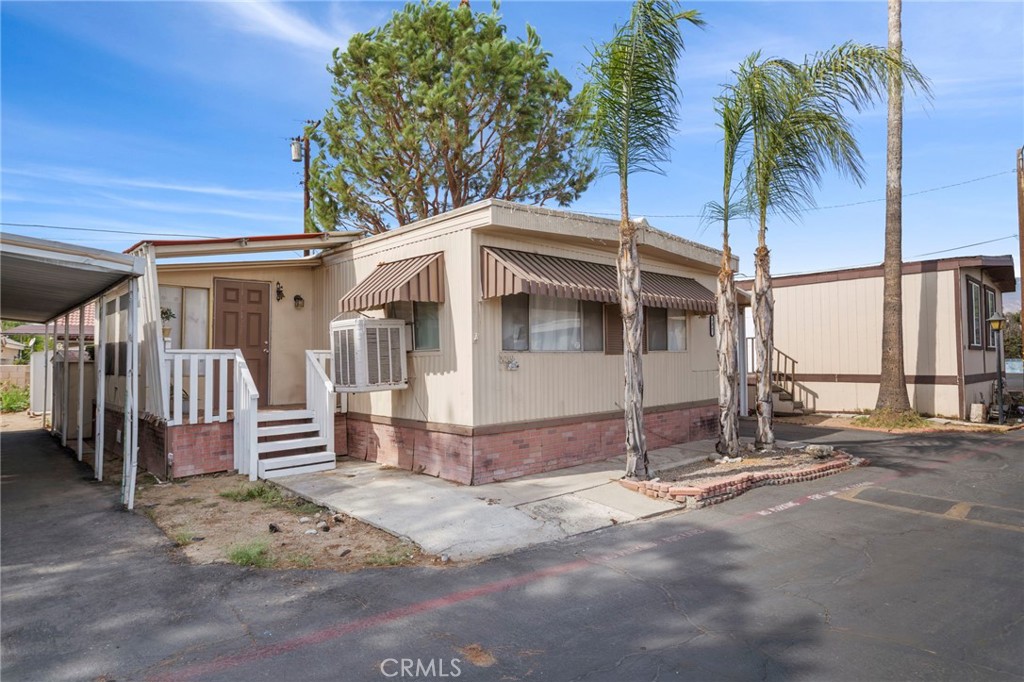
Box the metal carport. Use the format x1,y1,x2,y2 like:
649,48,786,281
0,232,145,508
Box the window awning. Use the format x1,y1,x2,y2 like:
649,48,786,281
339,252,445,312
481,247,716,313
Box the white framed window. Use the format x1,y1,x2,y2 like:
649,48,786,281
984,287,998,350
388,301,440,351
158,285,210,349
647,308,687,351
966,278,982,349
500,294,603,352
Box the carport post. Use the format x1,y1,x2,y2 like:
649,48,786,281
95,295,105,481
77,304,85,461
121,279,140,510
43,321,51,433
61,314,70,447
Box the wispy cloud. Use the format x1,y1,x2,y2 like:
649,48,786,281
215,2,351,55
5,166,299,203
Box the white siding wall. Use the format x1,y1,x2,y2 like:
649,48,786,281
471,232,718,427
314,212,487,427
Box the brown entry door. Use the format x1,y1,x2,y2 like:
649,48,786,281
214,279,270,407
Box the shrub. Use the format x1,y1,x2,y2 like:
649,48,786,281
0,382,29,413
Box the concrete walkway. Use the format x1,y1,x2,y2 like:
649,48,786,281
277,439,736,560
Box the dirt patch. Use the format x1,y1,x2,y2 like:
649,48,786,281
0,410,41,432
660,447,846,488
776,413,1011,434
457,644,497,667
136,474,442,572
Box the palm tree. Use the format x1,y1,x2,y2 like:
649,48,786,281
581,0,703,479
705,87,750,458
738,44,927,449
876,0,913,414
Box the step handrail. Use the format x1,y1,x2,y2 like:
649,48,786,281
232,351,259,480
305,350,335,460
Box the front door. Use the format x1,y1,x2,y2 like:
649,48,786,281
214,279,270,407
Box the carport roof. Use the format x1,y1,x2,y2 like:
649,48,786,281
0,233,144,323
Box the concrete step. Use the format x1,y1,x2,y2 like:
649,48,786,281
257,409,314,423
258,422,318,439
257,435,326,455
258,451,336,479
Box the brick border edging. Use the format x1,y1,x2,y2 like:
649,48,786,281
619,454,867,510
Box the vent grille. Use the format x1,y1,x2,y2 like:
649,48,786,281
328,318,408,392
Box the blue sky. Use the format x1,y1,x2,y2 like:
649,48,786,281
2,1,1021,277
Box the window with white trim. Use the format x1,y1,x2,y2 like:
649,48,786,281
984,286,998,350
387,300,440,351
966,278,982,349
646,307,688,351
500,293,603,352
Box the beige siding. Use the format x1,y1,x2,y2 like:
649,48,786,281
772,269,958,377
471,231,718,427
786,381,961,419
314,210,487,427
958,267,1002,378
158,263,315,406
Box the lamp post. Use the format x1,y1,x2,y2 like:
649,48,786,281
291,119,321,233
988,311,1007,424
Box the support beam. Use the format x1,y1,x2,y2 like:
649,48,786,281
122,279,140,510
43,321,51,433
61,315,69,447
77,304,85,461
96,295,106,481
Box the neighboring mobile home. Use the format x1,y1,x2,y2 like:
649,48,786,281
739,255,1015,420
106,200,736,485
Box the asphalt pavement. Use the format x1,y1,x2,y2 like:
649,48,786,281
2,419,1022,681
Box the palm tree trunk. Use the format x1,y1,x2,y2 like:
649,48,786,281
619,181,647,480
753,223,775,450
716,243,740,457
876,0,913,413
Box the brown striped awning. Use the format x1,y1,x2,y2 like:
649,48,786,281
481,247,715,313
338,252,445,312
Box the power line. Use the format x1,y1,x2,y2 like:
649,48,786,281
580,169,1014,218
0,222,219,239
910,233,1018,258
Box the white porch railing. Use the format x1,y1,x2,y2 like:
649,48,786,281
306,350,336,455
163,349,234,426
233,352,259,480
162,349,259,479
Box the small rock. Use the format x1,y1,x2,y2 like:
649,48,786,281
190,536,205,542
298,516,312,524
304,529,317,535
440,554,450,563
316,521,329,532
332,514,345,523
339,548,352,557
268,523,281,533
805,444,835,458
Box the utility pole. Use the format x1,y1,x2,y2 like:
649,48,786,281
291,119,321,233
1017,146,1023,362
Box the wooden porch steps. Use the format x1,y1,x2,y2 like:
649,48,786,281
255,410,334,478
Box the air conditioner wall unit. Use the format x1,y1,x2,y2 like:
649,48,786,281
329,318,408,392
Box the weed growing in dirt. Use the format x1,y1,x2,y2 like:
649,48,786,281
220,482,324,515
0,383,29,413
227,541,272,567
173,531,194,547
366,543,417,567
854,409,929,430
220,482,284,504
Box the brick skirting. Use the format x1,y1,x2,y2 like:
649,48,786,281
346,402,719,485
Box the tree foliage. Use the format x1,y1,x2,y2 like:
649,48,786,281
1004,311,1022,360
580,0,703,479
733,43,928,449
308,0,595,234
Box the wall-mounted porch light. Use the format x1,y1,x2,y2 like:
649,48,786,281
276,282,285,301
293,294,305,310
